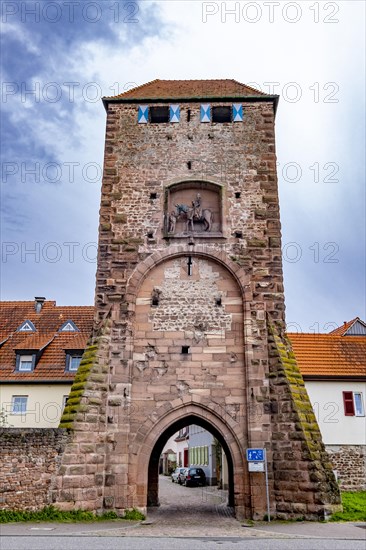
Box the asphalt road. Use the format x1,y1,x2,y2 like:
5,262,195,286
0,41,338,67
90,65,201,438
1,536,366,550
1,475,365,549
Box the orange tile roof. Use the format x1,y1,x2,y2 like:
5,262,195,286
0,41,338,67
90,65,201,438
13,334,55,351
0,301,94,382
288,333,366,378
103,79,271,102
328,318,362,336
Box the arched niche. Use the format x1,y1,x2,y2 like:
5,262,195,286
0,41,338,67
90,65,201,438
164,180,223,237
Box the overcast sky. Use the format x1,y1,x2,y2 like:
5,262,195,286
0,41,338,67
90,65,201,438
1,0,365,332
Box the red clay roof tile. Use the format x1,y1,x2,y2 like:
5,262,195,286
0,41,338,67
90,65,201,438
0,301,94,382
103,79,269,101
288,332,366,377
328,317,364,336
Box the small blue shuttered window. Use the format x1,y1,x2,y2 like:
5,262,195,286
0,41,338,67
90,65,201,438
138,105,181,123
200,103,244,123
233,103,243,122
200,104,211,123
169,105,180,122
138,105,148,123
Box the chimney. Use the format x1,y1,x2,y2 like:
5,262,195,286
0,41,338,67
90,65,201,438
34,297,45,313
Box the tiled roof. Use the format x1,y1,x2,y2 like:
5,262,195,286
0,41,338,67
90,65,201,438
103,79,270,101
0,301,94,382
328,317,364,336
13,334,55,351
288,333,366,378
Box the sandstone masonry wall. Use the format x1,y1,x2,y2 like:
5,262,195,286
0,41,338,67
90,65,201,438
52,96,341,520
0,429,71,511
327,445,366,491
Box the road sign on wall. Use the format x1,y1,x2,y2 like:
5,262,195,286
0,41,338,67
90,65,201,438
246,448,265,462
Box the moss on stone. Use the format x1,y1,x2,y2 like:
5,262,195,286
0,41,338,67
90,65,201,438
113,214,127,223
247,238,267,247
268,319,341,507
59,329,106,429
100,223,111,231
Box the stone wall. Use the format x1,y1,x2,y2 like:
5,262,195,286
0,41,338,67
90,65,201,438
52,95,341,520
268,324,341,519
327,445,366,491
0,429,71,511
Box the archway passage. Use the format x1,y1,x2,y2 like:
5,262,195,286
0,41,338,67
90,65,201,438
130,254,250,520
147,414,235,513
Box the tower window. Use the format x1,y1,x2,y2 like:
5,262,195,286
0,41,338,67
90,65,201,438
187,256,193,276
235,192,241,199
187,109,191,122
212,106,232,123
150,192,157,200
181,346,190,354
187,161,192,170
150,106,169,123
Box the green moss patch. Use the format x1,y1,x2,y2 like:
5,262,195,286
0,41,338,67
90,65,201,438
59,338,99,429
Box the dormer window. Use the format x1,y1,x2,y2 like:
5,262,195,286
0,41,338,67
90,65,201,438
65,352,83,372
59,320,79,332
16,353,36,372
17,320,36,332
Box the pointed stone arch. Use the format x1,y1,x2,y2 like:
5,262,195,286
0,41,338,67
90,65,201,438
130,396,250,519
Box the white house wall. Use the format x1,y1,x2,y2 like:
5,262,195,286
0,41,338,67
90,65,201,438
0,384,72,428
305,381,366,445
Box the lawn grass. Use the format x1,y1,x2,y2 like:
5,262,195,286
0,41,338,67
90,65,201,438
330,491,366,522
0,506,145,524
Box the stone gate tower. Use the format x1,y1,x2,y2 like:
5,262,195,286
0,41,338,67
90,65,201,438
57,80,340,519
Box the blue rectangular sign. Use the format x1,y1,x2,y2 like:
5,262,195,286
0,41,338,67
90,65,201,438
246,448,265,462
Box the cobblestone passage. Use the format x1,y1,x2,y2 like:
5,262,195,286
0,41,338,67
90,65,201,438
74,476,292,539
105,475,279,538
149,474,233,523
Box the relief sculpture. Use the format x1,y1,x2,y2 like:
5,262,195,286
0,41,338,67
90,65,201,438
174,193,213,233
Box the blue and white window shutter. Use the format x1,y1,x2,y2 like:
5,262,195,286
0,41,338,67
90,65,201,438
138,105,149,123
233,104,243,122
200,104,211,123
169,105,180,123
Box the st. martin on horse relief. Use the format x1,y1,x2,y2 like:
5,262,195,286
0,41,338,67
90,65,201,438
168,193,213,233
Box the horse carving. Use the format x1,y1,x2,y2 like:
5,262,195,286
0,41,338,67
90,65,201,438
175,203,213,232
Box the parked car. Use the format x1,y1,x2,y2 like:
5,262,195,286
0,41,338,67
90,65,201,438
171,467,186,484
181,467,206,487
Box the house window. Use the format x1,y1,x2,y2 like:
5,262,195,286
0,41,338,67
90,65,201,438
204,446,209,465
354,393,365,416
66,354,82,372
212,106,232,123
59,320,79,332
17,320,36,332
62,395,69,410
11,396,28,414
343,391,365,416
150,106,169,123
16,354,35,372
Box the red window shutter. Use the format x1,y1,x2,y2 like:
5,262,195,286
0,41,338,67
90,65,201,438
343,391,355,416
